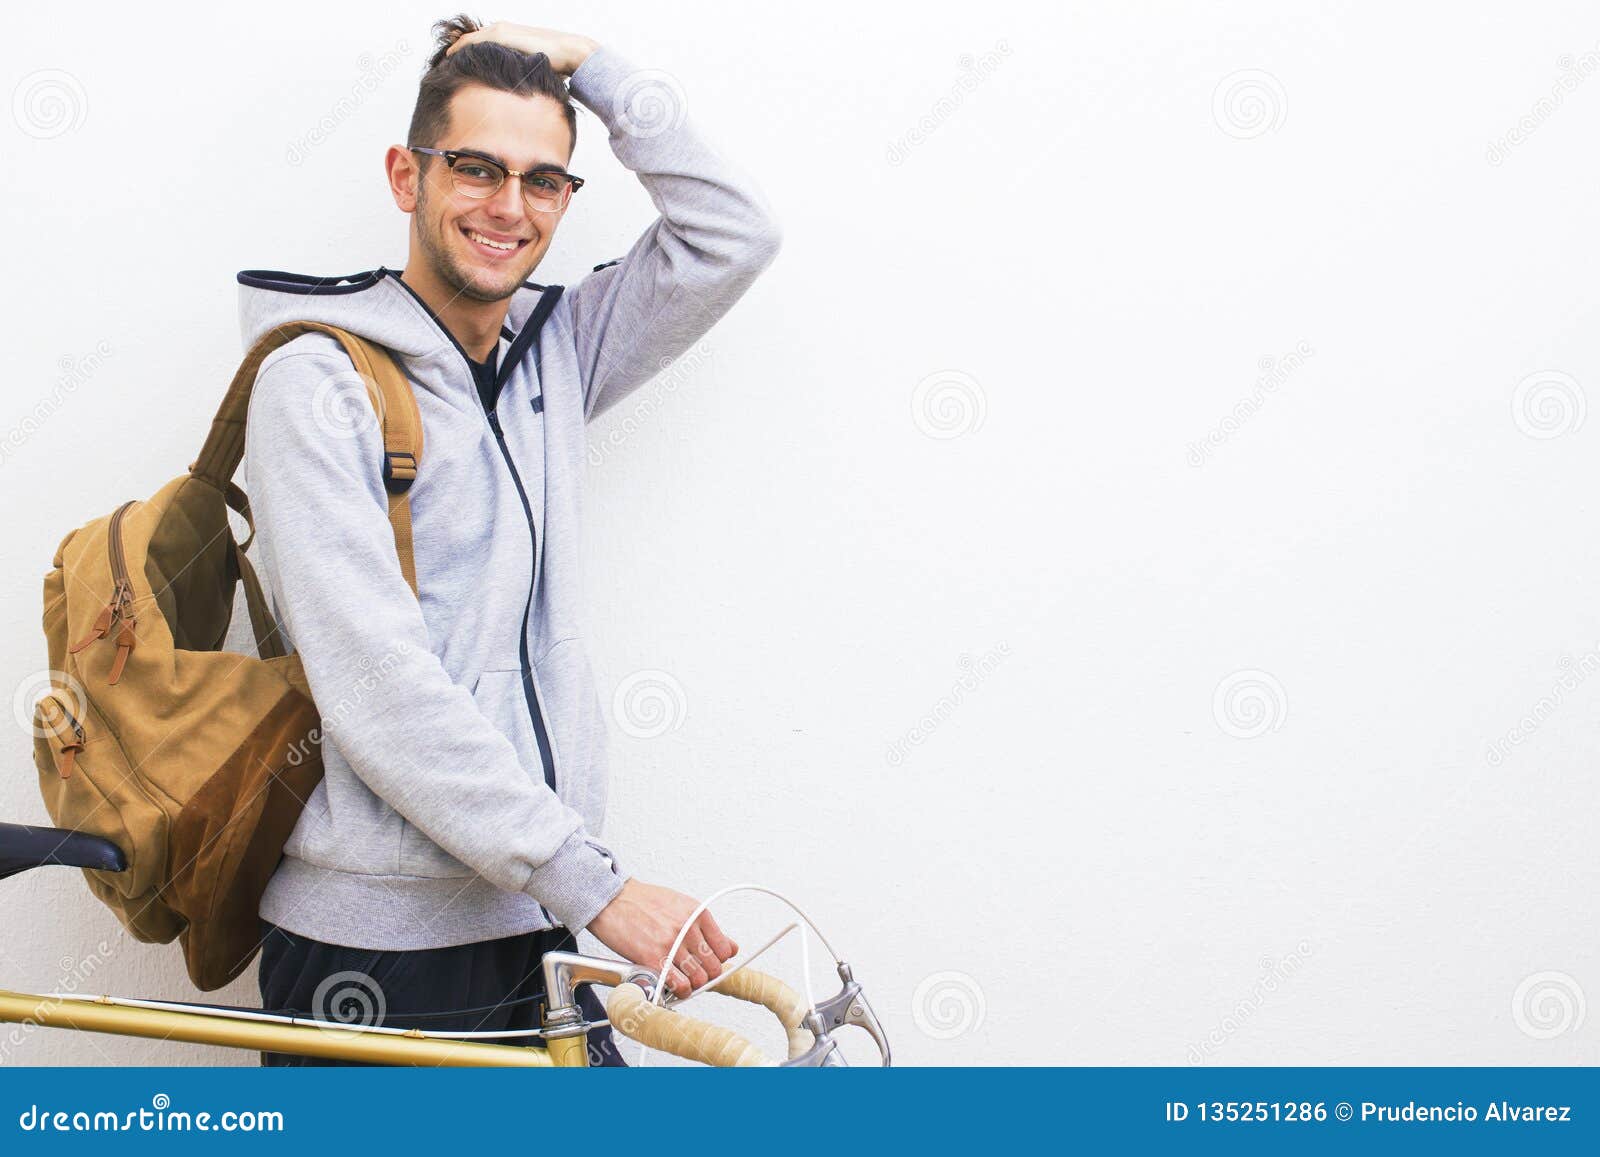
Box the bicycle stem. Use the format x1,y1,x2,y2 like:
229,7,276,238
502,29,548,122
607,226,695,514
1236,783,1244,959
538,951,660,1065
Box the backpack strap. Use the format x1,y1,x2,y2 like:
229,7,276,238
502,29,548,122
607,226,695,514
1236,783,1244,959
214,478,289,659
191,322,424,597
234,548,287,660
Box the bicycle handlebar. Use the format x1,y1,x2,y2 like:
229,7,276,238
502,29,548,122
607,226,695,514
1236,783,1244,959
607,980,771,1066
713,967,814,1061
606,967,821,1066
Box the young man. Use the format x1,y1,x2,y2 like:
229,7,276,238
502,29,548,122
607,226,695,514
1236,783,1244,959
241,18,782,1064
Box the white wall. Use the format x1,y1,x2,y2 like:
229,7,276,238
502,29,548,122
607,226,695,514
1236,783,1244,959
1,0,1597,1066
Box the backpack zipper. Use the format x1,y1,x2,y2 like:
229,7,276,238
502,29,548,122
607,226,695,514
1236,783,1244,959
67,500,139,684
37,693,86,778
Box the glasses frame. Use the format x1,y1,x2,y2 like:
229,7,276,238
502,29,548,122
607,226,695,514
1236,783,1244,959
408,146,585,213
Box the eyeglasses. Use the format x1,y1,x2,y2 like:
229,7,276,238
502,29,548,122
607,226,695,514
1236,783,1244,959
408,146,584,213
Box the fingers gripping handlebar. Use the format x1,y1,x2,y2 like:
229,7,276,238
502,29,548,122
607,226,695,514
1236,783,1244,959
604,962,891,1068
539,877,893,1069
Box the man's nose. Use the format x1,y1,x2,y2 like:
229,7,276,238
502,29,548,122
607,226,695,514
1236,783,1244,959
488,175,529,221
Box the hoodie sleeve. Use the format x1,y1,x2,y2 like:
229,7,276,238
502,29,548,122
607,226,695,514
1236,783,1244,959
561,44,783,421
243,341,627,931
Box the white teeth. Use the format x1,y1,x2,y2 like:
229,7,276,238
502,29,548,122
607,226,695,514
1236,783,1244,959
467,228,519,251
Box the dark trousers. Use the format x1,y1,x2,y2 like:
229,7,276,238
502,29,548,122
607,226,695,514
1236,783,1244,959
256,919,625,1067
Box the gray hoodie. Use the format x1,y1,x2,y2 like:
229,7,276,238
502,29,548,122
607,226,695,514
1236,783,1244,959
239,44,781,951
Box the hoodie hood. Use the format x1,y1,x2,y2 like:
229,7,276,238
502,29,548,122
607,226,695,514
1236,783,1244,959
236,265,558,387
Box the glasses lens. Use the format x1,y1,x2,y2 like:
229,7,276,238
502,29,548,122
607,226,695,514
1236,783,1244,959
448,155,504,198
522,172,573,213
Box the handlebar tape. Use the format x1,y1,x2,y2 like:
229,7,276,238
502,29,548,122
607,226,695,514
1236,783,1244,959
713,967,815,1061
606,982,771,1067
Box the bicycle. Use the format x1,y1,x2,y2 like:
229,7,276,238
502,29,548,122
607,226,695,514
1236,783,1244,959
0,822,891,1067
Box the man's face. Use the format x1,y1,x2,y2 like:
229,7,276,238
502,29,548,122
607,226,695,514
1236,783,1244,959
411,84,574,303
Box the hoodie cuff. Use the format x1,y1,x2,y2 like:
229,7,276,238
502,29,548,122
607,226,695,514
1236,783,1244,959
525,830,629,931
567,44,646,131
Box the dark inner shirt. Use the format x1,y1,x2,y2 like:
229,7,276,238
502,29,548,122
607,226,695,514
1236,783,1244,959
469,347,499,412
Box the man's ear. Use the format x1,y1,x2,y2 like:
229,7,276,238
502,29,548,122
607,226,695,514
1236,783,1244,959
384,145,421,213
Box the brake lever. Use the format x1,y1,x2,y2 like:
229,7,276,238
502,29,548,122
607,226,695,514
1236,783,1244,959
779,961,891,1067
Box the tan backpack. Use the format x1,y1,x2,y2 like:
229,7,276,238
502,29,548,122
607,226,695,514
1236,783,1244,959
31,323,422,991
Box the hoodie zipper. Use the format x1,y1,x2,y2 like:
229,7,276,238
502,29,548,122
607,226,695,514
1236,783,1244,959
388,274,564,789
485,377,560,930
482,403,558,794
68,500,139,684
387,273,567,926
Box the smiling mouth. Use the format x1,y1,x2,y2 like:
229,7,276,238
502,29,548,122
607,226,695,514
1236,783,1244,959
460,225,530,260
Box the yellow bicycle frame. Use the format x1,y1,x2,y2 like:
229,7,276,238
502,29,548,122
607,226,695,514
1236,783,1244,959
0,987,586,1067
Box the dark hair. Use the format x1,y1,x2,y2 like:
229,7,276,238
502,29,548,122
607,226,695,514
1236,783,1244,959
407,14,578,154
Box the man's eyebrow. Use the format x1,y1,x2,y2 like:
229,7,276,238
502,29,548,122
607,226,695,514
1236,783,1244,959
454,146,570,173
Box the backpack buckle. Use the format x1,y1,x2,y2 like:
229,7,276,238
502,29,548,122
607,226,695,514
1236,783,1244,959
382,450,417,494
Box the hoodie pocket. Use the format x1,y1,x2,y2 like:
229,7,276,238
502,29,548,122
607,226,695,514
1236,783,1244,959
395,825,474,878
394,668,538,880
531,639,610,829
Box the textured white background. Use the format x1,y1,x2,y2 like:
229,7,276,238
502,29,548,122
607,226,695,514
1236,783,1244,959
1,0,1597,1066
